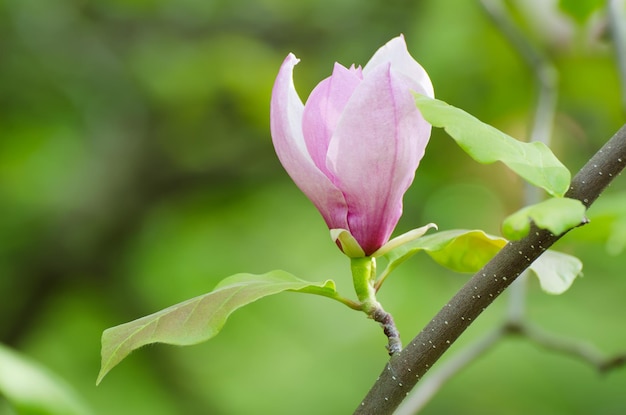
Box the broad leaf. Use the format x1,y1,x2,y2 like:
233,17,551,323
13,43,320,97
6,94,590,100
381,229,582,295
98,271,337,384
502,197,587,240
381,229,507,280
528,250,583,294
585,192,626,255
0,343,93,415
414,95,570,197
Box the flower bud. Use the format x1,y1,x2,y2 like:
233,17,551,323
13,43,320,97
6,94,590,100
270,35,433,256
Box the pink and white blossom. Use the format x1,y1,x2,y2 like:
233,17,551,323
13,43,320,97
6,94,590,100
270,35,433,256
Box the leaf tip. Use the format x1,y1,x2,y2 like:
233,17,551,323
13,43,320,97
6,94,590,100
96,348,116,386
97,325,133,386
95,369,107,386
502,219,531,241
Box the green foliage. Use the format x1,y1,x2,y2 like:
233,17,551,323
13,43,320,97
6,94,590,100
381,229,582,295
414,95,571,197
528,250,582,294
382,230,506,279
502,198,587,240
584,192,626,255
0,344,93,415
98,271,336,384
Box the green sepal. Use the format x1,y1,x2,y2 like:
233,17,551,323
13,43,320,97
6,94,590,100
372,223,438,257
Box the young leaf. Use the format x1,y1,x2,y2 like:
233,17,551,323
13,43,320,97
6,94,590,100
381,229,583,295
0,343,93,415
585,192,626,255
502,197,587,240
528,250,583,294
414,95,570,197
98,271,337,384
380,229,507,281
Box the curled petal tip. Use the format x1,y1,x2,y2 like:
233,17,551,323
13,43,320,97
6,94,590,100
330,229,366,258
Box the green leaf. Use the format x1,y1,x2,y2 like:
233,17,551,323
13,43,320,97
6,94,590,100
0,343,93,415
585,192,626,255
381,229,507,280
528,250,583,294
98,271,337,384
380,229,583,294
502,197,587,240
414,95,570,197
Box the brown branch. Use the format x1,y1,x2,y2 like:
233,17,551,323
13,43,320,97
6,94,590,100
507,321,626,374
354,124,626,414
395,327,506,415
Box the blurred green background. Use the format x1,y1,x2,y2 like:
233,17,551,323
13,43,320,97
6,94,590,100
1,0,625,413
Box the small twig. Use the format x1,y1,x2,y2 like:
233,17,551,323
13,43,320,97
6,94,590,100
480,0,559,146
608,0,626,113
372,307,403,355
351,257,403,355
394,320,626,415
507,321,626,374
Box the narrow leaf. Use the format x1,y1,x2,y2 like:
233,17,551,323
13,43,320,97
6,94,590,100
372,223,438,257
414,95,570,197
502,197,587,240
0,343,93,415
528,250,583,294
98,271,336,384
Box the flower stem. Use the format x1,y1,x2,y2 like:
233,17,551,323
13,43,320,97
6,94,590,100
350,257,377,306
351,257,402,355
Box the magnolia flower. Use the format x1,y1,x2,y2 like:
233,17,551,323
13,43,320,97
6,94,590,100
270,35,434,257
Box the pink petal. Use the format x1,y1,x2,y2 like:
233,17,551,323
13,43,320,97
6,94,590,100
270,54,349,230
302,63,363,179
326,63,431,255
364,35,434,98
